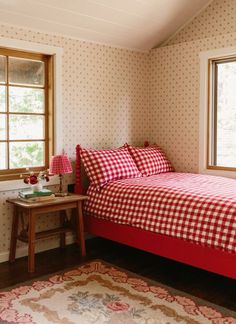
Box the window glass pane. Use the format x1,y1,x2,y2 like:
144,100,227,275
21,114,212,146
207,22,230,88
9,57,44,86
9,115,44,140
0,142,7,169
9,87,44,113
0,86,6,112
216,61,236,167
9,141,44,168
0,114,6,139
0,56,6,84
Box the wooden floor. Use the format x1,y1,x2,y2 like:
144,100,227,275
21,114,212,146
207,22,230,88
1,237,236,312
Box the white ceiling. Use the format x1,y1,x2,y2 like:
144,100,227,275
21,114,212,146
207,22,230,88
0,0,212,51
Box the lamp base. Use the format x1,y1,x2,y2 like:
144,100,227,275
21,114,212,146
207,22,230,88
55,192,69,197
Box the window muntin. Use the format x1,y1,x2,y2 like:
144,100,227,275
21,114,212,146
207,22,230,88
0,48,53,179
208,57,236,170
0,55,6,84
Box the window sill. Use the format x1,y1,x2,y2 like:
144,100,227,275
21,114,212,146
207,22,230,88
199,167,236,179
0,175,60,192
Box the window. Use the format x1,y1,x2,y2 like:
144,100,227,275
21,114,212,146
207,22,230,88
207,56,236,170
0,48,54,180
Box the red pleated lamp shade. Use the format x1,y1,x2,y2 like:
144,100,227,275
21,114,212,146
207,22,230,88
49,155,72,175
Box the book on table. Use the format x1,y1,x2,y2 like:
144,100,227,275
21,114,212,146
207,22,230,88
19,188,53,199
19,194,56,203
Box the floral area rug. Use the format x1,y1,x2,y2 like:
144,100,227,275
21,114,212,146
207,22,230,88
0,260,236,324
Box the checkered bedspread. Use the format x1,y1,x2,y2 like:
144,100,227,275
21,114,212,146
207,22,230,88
84,172,236,253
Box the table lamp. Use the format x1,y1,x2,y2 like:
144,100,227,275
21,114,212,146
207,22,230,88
49,154,72,196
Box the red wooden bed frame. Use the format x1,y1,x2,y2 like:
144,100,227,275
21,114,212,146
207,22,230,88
75,144,236,279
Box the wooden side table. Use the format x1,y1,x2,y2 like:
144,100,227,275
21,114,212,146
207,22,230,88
7,194,88,273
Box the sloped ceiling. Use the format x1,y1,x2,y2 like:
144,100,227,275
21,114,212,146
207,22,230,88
0,0,212,51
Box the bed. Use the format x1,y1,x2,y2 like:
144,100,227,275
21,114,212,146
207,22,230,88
75,144,236,279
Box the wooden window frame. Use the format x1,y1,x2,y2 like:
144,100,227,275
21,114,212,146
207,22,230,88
207,55,236,171
0,48,54,181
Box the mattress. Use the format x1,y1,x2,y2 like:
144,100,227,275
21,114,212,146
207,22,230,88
84,172,236,253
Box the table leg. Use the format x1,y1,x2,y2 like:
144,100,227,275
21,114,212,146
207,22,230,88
9,206,19,263
28,210,36,273
60,210,66,248
76,201,86,256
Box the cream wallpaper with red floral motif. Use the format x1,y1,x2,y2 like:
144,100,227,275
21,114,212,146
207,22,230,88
166,0,236,46
149,0,236,172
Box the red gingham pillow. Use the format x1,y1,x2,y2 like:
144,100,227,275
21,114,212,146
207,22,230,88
126,144,173,176
80,146,141,188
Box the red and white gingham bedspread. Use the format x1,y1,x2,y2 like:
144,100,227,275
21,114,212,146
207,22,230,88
84,173,236,253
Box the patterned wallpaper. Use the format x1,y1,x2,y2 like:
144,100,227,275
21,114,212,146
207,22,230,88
149,0,236,172
167,0,236,46
0,24,149,261
149,43,200,172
